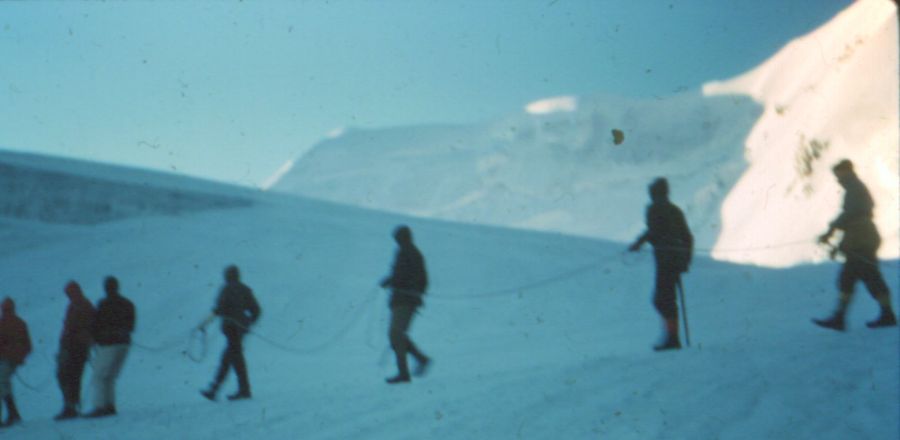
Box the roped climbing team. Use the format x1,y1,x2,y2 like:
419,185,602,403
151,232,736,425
0,158,894,428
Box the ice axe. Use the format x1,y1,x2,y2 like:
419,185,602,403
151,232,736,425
676,278,691,347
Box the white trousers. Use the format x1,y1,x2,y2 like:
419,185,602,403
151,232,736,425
91,344,129,409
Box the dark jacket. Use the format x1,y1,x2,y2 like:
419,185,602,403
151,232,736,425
0,299,31,366
92,294,136,346
214,281,261,334
638,200,694,272
832,173,880,254
382,244,429,307
60,283,96,350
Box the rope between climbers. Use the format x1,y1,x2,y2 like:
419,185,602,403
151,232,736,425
130,236,892,359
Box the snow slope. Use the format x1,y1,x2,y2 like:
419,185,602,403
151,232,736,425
269,0,898,268
705,0,900,267
0,152,896,440
0,149,254,225
270,92,761,251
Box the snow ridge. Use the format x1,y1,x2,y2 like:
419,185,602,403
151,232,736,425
0,150,253,224
271,92,761,250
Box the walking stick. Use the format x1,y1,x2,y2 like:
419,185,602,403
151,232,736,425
676,278,691,347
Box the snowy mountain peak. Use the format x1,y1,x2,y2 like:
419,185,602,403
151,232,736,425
269,91,760,251
268,0,897,268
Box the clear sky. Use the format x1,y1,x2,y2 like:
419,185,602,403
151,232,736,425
0,0,850,187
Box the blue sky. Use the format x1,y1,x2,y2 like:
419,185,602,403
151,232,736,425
0,0,850,187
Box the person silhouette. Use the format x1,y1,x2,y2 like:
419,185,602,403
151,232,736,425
813,159,896,331
380,226,431,384
628,178,693,351
200,265,261,401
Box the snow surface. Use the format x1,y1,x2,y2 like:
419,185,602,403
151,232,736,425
705,0,900,267
0,150,897,440
269,0,899,269
0,150,254,225
270,92,761,254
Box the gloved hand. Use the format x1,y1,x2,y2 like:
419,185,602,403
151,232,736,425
818,230,833,245
197,314,215,332
829,246,839,260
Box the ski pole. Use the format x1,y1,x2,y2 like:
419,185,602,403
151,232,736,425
676,278,691,347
